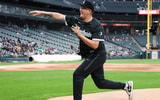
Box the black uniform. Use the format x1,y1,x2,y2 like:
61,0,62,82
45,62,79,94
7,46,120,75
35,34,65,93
65,15,125,100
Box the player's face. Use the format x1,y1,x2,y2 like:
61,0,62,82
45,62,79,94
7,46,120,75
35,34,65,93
80,7,92,19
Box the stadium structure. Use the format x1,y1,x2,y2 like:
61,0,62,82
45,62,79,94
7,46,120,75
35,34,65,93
0,0,160,62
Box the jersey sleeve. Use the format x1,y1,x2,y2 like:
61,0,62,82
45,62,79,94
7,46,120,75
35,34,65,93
92,25,105,41
65,15,78,27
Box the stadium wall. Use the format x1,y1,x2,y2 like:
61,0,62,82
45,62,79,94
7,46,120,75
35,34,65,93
0,56,29,62
150,50,160,59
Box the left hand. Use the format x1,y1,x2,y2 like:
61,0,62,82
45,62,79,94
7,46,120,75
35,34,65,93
71,24,99,50
71,24,82,37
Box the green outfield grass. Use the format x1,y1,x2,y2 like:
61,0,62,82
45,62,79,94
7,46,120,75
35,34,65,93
0,59,160,100
0,70,160,100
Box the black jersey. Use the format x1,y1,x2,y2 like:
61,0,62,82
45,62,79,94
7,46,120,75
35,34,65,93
65,15,106,58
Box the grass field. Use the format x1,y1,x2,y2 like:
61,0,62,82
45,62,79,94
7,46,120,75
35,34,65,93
0,59,160,100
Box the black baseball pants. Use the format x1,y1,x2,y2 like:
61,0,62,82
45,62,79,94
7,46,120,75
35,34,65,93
73,51,125,100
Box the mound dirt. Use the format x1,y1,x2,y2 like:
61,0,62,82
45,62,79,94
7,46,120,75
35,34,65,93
47,88,160,100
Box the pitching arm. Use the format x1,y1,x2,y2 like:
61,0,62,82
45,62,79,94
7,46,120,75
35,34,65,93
29,10,65,22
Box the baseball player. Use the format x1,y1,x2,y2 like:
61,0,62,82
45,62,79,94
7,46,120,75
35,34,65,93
29,0,133,100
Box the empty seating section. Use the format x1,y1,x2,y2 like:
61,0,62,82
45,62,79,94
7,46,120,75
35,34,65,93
31,0,159,13
132,35,147,47
105,34,141,52
104,41,139,59
105,34,141,58
133,34,160,48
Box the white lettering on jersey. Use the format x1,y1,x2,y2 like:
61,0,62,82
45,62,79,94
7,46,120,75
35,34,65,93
80,30,92,38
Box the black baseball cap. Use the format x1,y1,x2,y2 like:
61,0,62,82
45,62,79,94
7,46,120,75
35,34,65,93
80,0,94,12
